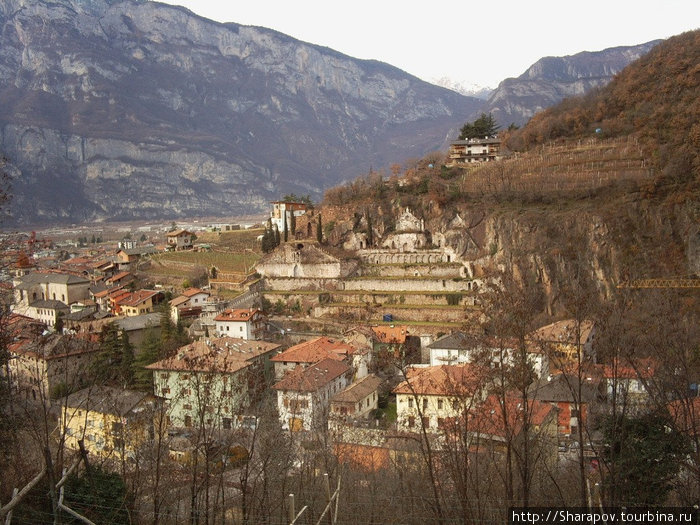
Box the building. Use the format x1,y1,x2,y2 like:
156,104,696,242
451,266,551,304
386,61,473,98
529,319,595,375
393,364,489,432
270,336,356,380
214,308,266,340
13,271,91,321
528,374,600,445
601,357,656,407
330,374,383,421
60,386,159,462
146,337,281,429
270,201,310,232
116,246,157,270
6,329,101,403
113,289,163,316
273,357,352,432
166,229,195,251
428,331,548,379
170,287,211,323
447,137,501,166
255,242,358,279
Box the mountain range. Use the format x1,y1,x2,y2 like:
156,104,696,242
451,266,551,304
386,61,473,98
0,0,662,224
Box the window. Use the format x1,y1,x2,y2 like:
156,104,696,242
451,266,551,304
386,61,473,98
422,398,428,411
240,326,243,332
422,416,430,428
184,404,192,410
223,418,232,429
407,416,415,428
162,387,170,394
437,399,443,410
408,398,413,408
184,415,192,427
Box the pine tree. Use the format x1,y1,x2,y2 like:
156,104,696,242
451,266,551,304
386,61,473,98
366,212,374,247
119,331,134,386
274,225,281,247
283,213,288,242
133,329,160,390
317,214,323,243
458,112,500,140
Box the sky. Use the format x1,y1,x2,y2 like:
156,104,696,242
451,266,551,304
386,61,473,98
158,0,699,89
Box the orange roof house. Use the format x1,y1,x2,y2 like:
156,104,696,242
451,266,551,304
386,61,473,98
270,336,356,379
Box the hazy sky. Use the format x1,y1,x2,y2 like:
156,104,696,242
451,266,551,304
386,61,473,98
158,0,699,89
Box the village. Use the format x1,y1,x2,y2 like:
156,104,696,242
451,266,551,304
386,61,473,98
1,185,678,499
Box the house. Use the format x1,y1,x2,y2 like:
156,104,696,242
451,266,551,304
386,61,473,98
330,374,383,421
381,208,429,252
468,393,558,455
6,330,101,403
13,271,91,320
116,246,157,270
528,319,595,375
447,137,501,166
170,287,211,323
393,364,489,432
214,308,266,340
146,337,281,429
270,336,357,380
28,299,71,328
105,271,134,287
60,386,159,462
273,357,352,432
166,229,195,251
113,289,163,316
601,357,656,407
428,331,549,378
269,201,310,232
528,373,600,445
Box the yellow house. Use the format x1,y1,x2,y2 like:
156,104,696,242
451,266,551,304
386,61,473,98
114,289,163,317
393,364,489,433
60,386,159,463
528,319,595,374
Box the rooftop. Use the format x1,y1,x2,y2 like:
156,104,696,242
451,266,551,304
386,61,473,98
270,336,355,364
331,374,383,404
146,337,281,374
214,308,262,322
273,358,351,392
371,325,409,344
62,386,154,417
393,364,488,397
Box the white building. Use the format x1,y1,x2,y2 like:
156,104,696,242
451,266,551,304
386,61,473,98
273,357,352,432
147,337,281,429
214,308,266,340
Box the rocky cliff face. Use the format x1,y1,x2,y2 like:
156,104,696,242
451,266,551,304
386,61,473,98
485,42,661,127
0,0,482,224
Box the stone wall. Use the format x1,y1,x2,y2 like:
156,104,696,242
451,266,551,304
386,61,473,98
358,263,464,278
342,277,483,293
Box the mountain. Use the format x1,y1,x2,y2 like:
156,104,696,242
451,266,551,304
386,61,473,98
485,41,661,127
0,0,482,225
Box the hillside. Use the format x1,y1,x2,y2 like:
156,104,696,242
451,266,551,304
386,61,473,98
485,41,660,127
320,30,700,311
0,0,481,224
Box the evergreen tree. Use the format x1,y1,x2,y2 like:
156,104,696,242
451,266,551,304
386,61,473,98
133,329,160,390
119,331,134,386
274,225,281,247
458,112,500,140
366,212,374,247
283,213,288,242
290,211,296,238
317,214,323,243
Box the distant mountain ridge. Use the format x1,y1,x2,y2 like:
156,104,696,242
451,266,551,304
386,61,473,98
485,41,661,126
0,0,662,224
0,0,482,224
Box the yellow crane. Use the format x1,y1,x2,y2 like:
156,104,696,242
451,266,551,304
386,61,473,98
617,278,700,289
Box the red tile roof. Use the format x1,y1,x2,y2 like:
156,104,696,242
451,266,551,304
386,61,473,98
270,336,355,364
272,358,350,392
393,364,488,397
115,290,160,307
214,308,261,322
146,337,281,374
372,325,409,344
